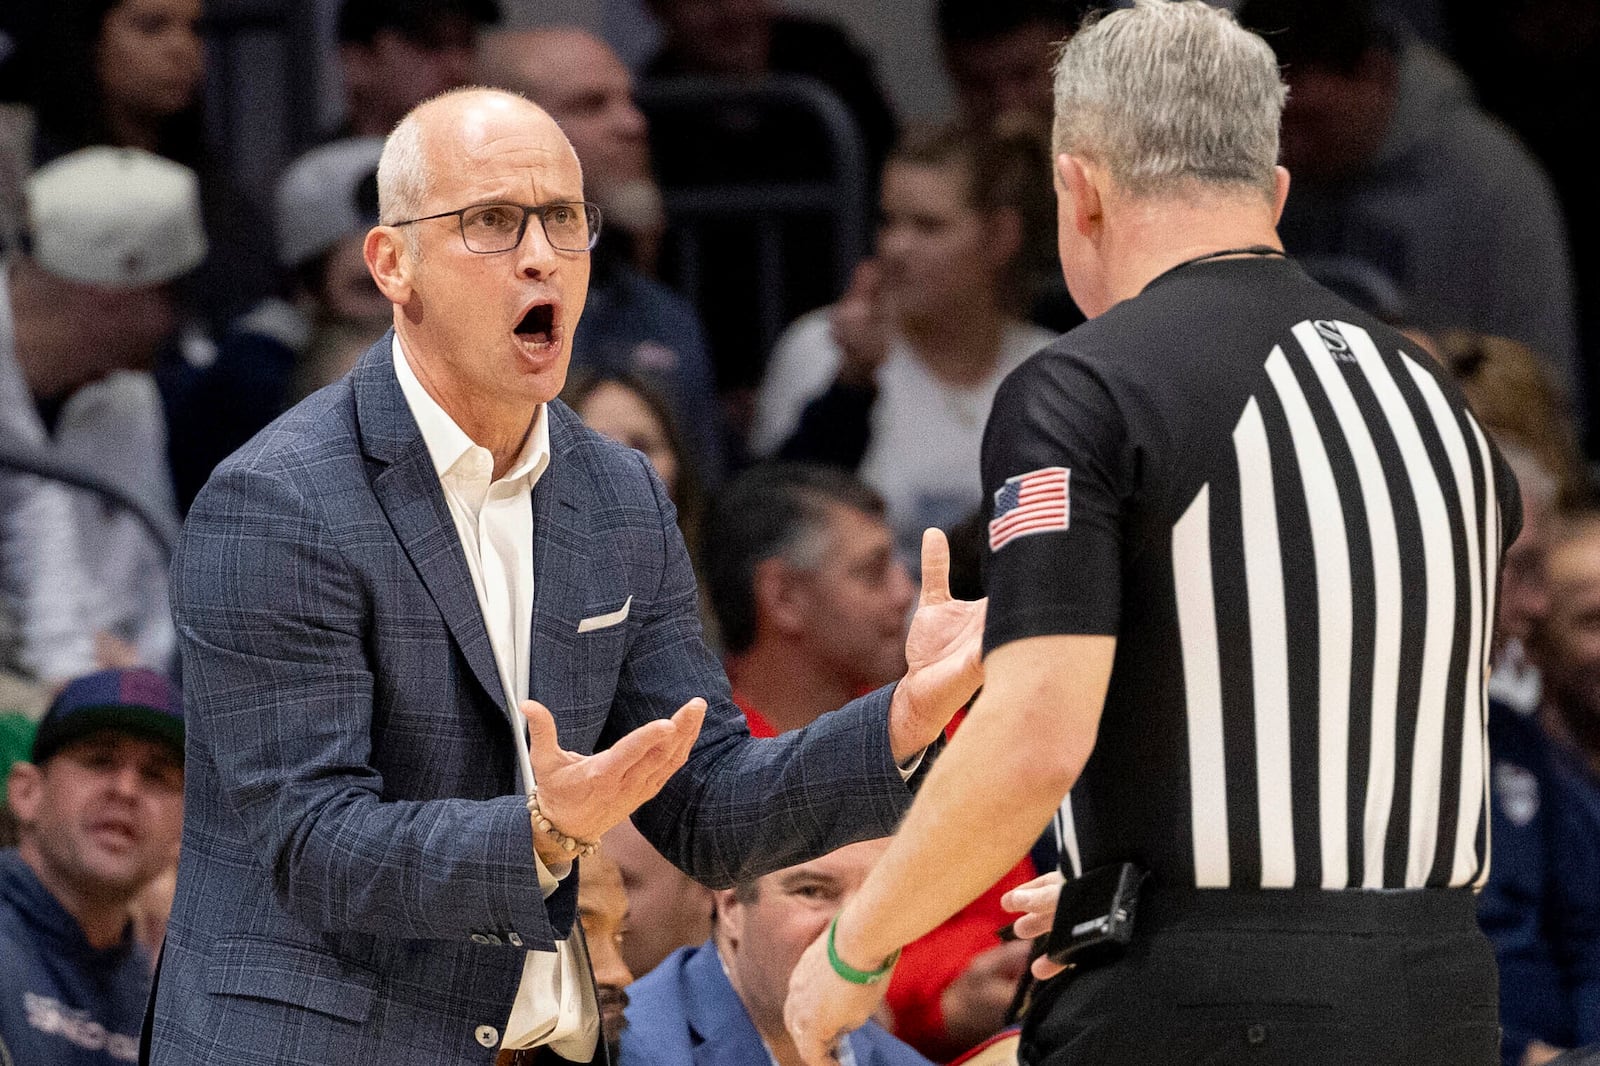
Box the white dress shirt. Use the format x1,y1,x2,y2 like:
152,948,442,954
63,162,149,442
392,337,599,1058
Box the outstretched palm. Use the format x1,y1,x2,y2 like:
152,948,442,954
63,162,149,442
894,529,987,752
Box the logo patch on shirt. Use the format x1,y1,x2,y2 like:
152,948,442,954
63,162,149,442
989,467,1070,551
1313,320,1356,364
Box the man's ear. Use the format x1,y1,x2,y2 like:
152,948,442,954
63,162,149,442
752,557,807,637
365,226,412,306
712,887,743,947
6,761,43,827
1271,165,1291,225
1056,153,1102,239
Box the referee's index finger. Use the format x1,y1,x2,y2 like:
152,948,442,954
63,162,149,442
919,527,951,606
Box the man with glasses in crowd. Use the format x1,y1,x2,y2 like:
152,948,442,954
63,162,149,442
144,88,984,1066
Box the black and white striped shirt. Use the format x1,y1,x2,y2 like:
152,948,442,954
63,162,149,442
981,256,1520,892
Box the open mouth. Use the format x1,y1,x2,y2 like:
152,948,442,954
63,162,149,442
91,820,139,848
514,302,557,348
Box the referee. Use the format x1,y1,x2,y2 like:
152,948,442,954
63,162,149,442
784,3,1519,1065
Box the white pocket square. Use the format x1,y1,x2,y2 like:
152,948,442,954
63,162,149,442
577,596,632,633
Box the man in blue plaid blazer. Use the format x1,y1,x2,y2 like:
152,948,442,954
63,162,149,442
143,90,983,1065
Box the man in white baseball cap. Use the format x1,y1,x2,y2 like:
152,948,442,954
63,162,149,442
1,145,205,688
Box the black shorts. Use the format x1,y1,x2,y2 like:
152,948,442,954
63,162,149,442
1019,887,1499,1066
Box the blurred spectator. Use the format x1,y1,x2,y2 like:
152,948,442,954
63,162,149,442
164,136,388,509
935,0,1085,135
705,463,912,735
30,0,203,160
1236,0,1580,414
1436,331,1590,514
333,0,500,139
1436,328,1592,707
1,148,201,684
704,462,1031,1059
642,0,900,402
25,0,271,328
578,848,634,1063
1527,513,1600,1054
751,122,1054,561
481,29,727,479
1477,443,1570,1066
933,3,1085,333
622,838,930,1066
481,28,665,271
0,668,184,1065
1440,332,1594,1064
602,818,714,981
566,370,710,574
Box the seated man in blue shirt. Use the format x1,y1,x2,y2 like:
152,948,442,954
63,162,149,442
0,668,184,1065
623,839,930,1066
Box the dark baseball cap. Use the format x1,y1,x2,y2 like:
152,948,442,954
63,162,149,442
31,668,184,765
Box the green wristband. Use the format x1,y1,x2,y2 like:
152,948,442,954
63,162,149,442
826,915,899,985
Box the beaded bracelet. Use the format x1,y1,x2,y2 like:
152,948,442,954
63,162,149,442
826,915,899,985
525,785,599,859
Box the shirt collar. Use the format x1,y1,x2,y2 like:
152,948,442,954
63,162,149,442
391,333,550,486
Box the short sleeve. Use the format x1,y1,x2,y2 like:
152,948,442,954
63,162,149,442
982,350,1131,652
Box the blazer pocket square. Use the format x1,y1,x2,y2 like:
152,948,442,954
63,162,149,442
577,596,632,633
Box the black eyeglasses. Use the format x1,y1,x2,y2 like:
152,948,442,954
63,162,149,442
391,201,603,254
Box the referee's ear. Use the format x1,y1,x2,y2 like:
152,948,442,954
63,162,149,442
1055,153,1102,240
1271,165,1292,225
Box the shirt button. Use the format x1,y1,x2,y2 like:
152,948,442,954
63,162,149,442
1246,1023,1268,1046
470,933,491,945
507,932,524,947
475,1024,499,1048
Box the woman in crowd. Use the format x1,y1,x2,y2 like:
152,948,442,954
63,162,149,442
565,370,709,580
750,121,1057,561
28,0,272,326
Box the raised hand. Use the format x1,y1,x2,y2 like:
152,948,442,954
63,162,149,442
887,528,987,762
830,259,893,388
521,696,705,865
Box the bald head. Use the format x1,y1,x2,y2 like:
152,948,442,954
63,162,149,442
480,29,615,103
377,87,576,228
478,31,654,216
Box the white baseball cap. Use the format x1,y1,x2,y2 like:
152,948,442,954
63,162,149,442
274,137,385,269
26,147,207,288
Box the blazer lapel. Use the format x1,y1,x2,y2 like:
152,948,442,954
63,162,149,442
354,335,504,708
529,405,592,725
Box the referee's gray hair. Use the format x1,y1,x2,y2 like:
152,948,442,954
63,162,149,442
1051,0,1287,199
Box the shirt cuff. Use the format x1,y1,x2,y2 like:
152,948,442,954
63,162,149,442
534,851,571,898
897,748,925,781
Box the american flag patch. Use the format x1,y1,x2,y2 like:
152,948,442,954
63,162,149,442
988,467,1070,551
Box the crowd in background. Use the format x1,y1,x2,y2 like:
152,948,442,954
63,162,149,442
0,0,1597,1063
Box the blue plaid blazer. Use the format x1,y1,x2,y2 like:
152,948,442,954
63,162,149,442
146,336,915,1065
